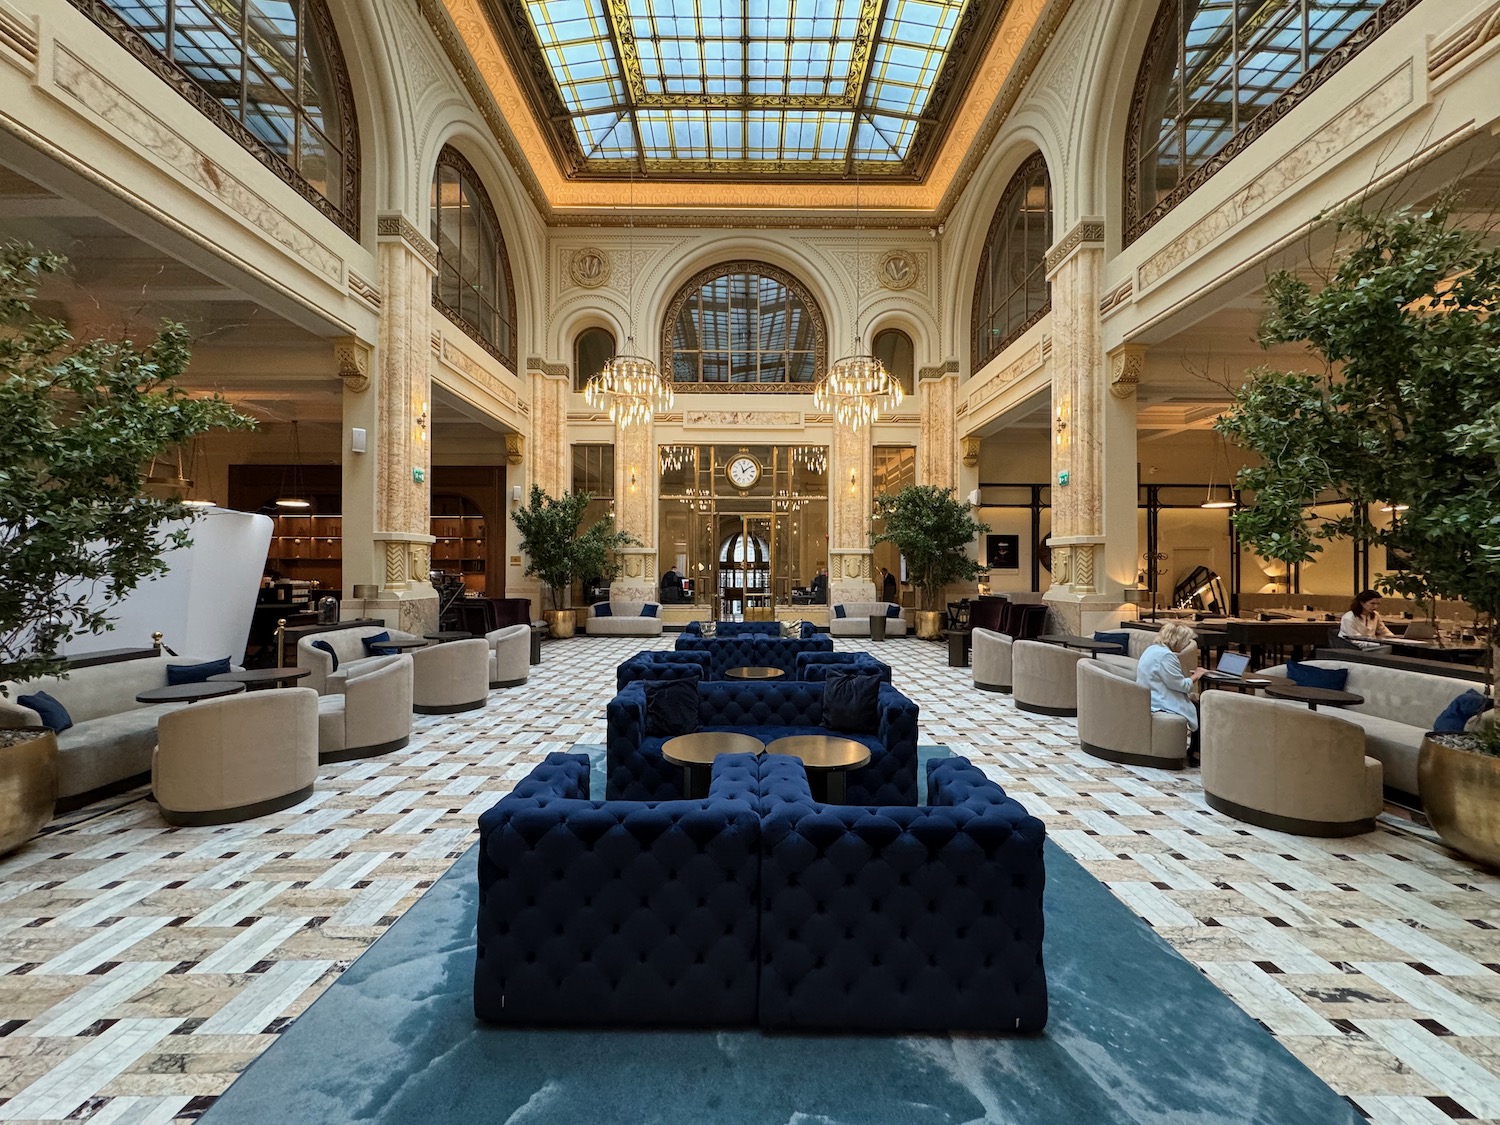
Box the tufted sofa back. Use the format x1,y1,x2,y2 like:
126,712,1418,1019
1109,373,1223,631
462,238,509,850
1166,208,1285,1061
757,754,1049,1033
795,651,893,683
615,650,711,690
673,634,834,679
475,751,763,1027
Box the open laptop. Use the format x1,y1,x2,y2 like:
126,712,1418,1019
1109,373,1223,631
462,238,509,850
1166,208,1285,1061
1201,650,1271,687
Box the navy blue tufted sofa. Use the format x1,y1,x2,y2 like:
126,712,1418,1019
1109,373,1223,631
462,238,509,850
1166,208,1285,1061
615,649,712,691
475,751,763,1027
673,634,835,680
607,678,918,805
684,620,819,639
795,651,893,683
758,753,1049,1032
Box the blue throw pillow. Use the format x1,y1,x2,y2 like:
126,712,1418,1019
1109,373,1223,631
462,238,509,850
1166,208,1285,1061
886,604,901,619
1434,689,1493,733
165,657,231,685
310,639,338,671
1093,631,1131,654
645,679,698,738
18,691,71,733
360,631,391,657
592,603,613,618
1287,660,1349,691
641,603,659,618
833,604,847,619
823,668,880,734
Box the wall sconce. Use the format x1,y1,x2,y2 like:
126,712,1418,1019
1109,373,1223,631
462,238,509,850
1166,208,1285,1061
629,466,638,493
415,401,429,443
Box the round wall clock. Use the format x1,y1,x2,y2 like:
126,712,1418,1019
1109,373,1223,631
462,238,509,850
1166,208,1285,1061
726,454,761,490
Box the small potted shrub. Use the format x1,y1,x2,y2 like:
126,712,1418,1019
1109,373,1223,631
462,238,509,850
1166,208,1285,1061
511,485,637,637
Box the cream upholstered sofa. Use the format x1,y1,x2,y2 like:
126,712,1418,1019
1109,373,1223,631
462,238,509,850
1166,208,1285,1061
1076,658,1190,769
972,628,1014,692
1011,640,1086,716
829,602,908,637
297,626,424,695
1096,629,1199,678
0,654,236,805
584,601,664,636
1259,659,1479,798
411,639,490,714
486,624,530,688
316,655,413,762
154,688,318,825
1200,690,1382,837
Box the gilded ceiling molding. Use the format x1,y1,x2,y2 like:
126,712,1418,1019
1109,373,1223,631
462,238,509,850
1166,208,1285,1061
1429,3,1500,81
377,213,439,271
1043,220,1105,275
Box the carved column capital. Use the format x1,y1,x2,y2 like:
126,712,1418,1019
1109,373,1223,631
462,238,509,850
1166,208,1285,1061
333,336,371,393
961,435,980,468
1107,343,1146,400
504,432,524,465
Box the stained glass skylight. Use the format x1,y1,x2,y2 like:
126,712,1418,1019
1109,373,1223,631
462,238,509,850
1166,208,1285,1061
498,0,990,178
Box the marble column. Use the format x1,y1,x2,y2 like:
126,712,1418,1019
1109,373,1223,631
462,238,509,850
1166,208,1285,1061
1043,219,1136,634
513,360,571,612
828,418,874,602
611,417,657,603
918,367,959,491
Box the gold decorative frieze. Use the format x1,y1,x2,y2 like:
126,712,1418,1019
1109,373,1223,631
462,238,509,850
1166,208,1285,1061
1108,344,1145,400
568,247,610,288
1044,220,1105,275
439,336,529,416
918,360,960,382
377,213,439,271
967,338,1046,412
683,410,803,428
333,337,371,393
525,356,570,380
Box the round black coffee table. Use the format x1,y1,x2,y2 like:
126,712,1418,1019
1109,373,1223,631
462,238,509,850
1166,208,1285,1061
135,681,247,705
208,668,311,691
1265,683,1364,711
662,732,765,798
369,638,429,653
423,631,473,643
725,666,785,680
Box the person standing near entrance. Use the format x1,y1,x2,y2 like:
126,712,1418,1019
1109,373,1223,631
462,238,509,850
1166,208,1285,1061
881,566,898,604
810,565,828,604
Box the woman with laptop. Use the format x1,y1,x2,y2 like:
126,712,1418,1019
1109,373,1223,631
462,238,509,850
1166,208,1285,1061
1137,621,1207,754
1339,589,1394,649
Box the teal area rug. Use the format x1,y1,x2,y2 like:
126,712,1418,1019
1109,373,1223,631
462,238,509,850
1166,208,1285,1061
201,747,1362,1125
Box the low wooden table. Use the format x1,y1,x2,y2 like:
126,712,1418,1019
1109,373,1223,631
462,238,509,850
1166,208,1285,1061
765,735,871,804
661,732,765,799
1265,683,1364,711
1038,634,1124,658
208,668,311,691
725,666,785,680
135,681,246,705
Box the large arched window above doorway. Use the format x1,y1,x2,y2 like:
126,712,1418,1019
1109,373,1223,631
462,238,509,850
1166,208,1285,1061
85,0,359,237
971,153,1052,372
872,329,915,396
1125,0,1409,246
574,327,616,392
431,147,518,369
662,262,827,391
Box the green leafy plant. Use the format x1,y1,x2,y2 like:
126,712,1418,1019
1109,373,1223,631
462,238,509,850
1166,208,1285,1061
0,243,253,688
510,485,639,612
871,485,989,612
1217,199,1500,690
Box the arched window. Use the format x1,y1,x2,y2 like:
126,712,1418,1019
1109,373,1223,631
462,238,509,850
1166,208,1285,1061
431,147,518,368
872,329,914,396
574,327,616,392
663,262,826,389
971,153,1052,371
1125,0,1402,245
90,0,359,236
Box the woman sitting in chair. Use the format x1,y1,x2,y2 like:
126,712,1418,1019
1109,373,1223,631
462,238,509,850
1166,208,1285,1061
1339,589,1394,649
1137,621,1206,753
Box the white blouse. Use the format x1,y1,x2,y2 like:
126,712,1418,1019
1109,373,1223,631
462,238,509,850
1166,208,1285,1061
1340,610,1393,641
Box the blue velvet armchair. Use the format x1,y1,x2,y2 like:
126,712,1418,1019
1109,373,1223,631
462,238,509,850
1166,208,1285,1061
615,649,711,691
795,651,893,682
684,620,819,639
673,634,835,679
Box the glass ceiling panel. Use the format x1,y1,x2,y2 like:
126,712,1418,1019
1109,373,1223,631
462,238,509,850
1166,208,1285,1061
513,0,972,175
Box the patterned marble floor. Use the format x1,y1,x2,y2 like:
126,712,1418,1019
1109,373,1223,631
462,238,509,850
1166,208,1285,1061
1,634,1498,1124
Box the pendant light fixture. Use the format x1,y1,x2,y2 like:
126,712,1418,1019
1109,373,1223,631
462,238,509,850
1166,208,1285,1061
813,170,903,430
1201,429,1237,509
275,420,311,510
144,443,191,497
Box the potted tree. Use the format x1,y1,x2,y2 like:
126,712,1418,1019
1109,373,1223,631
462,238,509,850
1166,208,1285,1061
871,485,989,639
0,243,251,853
510,485,638,637
1217,199,1500,865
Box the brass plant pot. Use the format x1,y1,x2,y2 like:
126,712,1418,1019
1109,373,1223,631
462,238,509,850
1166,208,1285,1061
0,728,58,856
1419,733,1500,869
544,609,576,639
914,610,942,640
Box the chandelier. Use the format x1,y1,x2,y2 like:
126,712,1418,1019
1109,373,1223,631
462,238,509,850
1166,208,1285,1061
660,443,695,473
585,343,674,427
792,445,828,474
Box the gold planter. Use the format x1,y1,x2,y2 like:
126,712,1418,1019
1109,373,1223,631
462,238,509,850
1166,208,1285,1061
544,609,576,639
914,610,942,640
1419,734,1500,869
0,728,57,856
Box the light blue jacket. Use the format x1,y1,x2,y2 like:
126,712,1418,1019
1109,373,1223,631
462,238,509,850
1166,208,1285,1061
1136,644,1198,731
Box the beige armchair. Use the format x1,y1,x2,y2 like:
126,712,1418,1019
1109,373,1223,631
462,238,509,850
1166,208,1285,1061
298,626,424,695
972,628,1014,693
486,624,530,688
153,688,318,826
1077,658,1189,770
1012,640,1086,716
316,655,413,763
412,638,490,714
1200,690,1382,837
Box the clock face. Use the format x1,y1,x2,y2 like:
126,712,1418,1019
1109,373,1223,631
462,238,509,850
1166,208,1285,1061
726,455,761,489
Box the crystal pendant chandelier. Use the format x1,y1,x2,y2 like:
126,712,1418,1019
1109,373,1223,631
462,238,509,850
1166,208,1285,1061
659,444,694,473
792,445,827,474
812,172,902,431
582,162,672,427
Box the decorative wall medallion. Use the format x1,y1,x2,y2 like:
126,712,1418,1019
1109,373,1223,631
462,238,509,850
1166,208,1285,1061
569,247,609,289
843,557,862,579
878,250,919,291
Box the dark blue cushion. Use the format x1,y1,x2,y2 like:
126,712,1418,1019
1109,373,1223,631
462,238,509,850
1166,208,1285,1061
886,604,901,619
18,691,71,733
1287,661,1348,691
166,657,231,685
310,639,338,671
592,602,613,618
1435,689,1493,733
833,604,846,619
822,668,881,733
641,603,659,618
361,631,391,657
1093,631,1131,653
645,679,698,737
